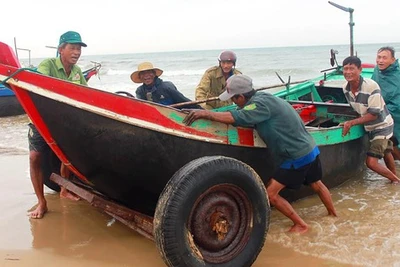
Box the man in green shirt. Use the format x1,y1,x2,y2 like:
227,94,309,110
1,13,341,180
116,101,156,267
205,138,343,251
184,74,337,234
28,31,87,219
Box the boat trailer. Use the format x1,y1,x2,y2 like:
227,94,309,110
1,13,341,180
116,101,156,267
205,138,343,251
50,173,154,241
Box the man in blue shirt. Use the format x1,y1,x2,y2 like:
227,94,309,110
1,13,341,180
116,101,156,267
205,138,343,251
183,74,337,234
131,62,200,109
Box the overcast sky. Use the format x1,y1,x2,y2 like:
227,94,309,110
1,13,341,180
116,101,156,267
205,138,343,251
3,0,400,58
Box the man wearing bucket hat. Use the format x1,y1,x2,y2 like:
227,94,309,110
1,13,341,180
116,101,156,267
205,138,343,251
195,50,242,110
131,62,201,109
27,31,87,219
184,74,337,234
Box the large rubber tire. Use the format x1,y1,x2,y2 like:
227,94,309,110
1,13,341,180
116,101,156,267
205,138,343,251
154,156,270,267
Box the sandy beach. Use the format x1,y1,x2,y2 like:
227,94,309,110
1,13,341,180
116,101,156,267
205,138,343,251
0,153,355,267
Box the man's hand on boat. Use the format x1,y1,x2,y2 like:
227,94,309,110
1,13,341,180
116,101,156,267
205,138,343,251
341,114,376,136
182,109,212,125
182,109,235,126
341,121,353,136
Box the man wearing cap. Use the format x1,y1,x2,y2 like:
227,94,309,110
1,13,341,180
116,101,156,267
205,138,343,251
184,74,337,234
131,62,201,109
37,31,88,84
195,50,242,110
28,31,87,219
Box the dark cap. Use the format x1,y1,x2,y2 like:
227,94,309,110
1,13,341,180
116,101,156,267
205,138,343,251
59,31,87,47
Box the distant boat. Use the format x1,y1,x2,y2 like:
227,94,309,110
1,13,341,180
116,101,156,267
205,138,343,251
0,83,24,117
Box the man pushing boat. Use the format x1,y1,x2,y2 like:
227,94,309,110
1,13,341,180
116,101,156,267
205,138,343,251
183,74,337,234
28,31,87,219
341,56,400,184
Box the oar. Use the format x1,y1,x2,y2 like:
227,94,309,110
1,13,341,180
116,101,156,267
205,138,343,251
170,79,310,108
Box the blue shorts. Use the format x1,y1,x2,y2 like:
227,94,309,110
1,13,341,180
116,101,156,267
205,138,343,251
273,155,322,189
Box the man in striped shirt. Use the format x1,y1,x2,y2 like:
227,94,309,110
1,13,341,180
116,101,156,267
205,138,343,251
342,56,399,183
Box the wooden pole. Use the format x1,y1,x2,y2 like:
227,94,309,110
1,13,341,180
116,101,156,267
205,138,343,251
170,79,309,108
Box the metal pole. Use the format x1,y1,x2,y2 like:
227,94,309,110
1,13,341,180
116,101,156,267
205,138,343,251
16,47,32,67
349,9,354,56
13,37,19,60
328,1,355,56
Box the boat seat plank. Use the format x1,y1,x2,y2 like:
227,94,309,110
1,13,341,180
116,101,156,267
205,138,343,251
305,117,334,127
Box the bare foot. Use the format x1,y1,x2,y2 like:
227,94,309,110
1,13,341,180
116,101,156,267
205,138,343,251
28,205,48,219
328,211,338,217
289,224,308,234
60,187,80,201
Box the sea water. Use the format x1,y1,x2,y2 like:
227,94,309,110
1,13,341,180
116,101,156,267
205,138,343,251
25,42,400,100
5,43,400,266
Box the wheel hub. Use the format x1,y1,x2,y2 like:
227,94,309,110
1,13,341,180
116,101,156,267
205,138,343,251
188,184,252,264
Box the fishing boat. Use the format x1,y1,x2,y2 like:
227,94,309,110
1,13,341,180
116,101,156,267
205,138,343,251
0,58,100,118
0,38,367,266
0,1,370,265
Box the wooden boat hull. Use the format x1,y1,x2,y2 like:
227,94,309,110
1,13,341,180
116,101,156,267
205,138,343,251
0,40,368,267
30,91,273,214
27,85,367,215
0,63,99,118
0,44,368,217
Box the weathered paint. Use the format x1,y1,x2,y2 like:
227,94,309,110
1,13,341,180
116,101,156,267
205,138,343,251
227,127,239,144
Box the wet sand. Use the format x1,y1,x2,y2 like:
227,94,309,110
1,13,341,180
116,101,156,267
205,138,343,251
0,153,390,266
0,154,355,267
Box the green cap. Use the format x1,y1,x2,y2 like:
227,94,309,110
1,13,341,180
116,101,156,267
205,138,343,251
59,31,87,47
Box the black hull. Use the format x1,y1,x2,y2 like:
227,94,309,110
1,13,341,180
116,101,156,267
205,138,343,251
0,95,25,117
34,93,367,215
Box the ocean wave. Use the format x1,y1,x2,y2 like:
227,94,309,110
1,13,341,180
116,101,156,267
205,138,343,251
0,146,28,156
105,68,133,76
246,67,320,77
163,69,206,76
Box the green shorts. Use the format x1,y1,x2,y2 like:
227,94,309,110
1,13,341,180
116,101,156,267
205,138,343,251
367,139,393,159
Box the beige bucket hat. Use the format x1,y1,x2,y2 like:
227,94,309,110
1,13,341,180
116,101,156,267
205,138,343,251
130,62,163,83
